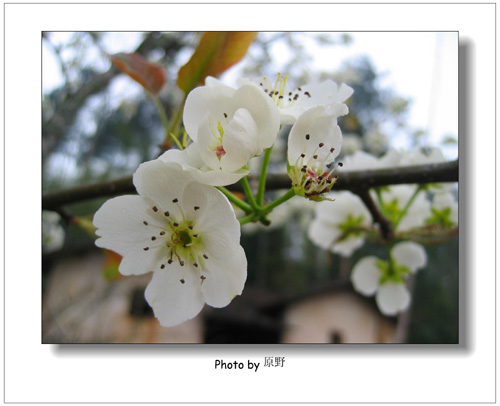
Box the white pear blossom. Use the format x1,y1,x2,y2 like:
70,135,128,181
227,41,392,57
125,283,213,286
42,211,65,254
161,76,280,186
308,191,372,257
93,159,247,327
287,104,348,201
427,191,459,226
351,241,427,316
238,74,353,125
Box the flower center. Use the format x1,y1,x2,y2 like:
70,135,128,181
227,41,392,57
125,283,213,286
210,118,228,163
258,73,312,108
289,135,342,197
141,200,210,285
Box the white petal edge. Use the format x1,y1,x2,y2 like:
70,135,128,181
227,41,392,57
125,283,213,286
145,263,205,327
376,282,411,316
391,241,427,273
201,245,247,308
351,256,381,296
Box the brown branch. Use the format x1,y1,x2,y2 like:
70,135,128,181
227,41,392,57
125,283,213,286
42,160,458,211
351,188,394,241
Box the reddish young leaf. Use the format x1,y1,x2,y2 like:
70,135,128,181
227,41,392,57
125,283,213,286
102,249,124,281
111,53,166,95
177,32,257,94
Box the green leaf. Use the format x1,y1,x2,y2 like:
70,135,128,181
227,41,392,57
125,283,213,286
111,53,166,95
177,32,257,94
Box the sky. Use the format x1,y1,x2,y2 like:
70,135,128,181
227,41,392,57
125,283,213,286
42,31,458,158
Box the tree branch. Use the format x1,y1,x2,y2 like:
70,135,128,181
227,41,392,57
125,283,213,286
351,188,394,241
42,160,458,211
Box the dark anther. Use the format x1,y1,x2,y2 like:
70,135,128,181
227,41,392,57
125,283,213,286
152,206,158,212
294,94,299,100
173,222,179,227
173,198,178,203
193,263,198,267
224,113,228,118
168,259,173,264
203,254,209,259
180,279,185,284
305,134,310,140
300,153,306,158
298,87,302,91
313,155,318,159
164,211,169,217
160,231,166,235
319,143,324,147
151,236,156,241
160,264,165,269
143,221,148,226
330,147,335,153
193,234,198,238
338,162,344,167
305,91,311,97
143,247,149,251
301,168,307,173
180,260,185,266
188,225,194,230
194,206,200,210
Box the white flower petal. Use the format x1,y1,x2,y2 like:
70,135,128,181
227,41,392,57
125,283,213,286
287,105,343,164
201,245,247,308
376,282,411,316
93,195,165,275
133,159,191,219
351,256,381,296
183,79,236,142
307,219,341,251
160,143,248,187
232,83,280,150
145,263,206,327
333,236,365,257
182,182,241,259
220,108,259,172
392,241,427,273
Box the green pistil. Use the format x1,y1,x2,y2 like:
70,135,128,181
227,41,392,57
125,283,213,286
178,229,192,245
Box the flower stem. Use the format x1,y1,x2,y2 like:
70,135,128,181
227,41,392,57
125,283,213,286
393,185,425,230
239,214,257,225
260,188,296,216
150,93,173,148
256,147,273,206
240,176,259,210
217,187,253,214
